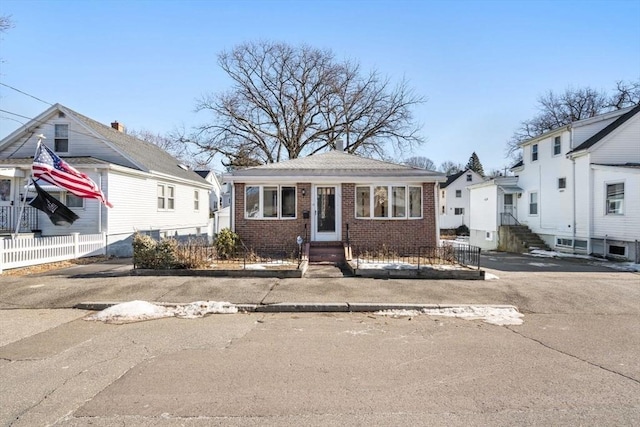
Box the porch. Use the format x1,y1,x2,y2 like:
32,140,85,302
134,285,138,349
0,206,40,234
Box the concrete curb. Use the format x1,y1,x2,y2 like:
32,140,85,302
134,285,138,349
75,301,518,313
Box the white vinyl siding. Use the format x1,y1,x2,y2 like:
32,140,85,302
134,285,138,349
0,119,140,170
593,167,640,241
106,172,209,236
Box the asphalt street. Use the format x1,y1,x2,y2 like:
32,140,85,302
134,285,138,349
0,253,638,426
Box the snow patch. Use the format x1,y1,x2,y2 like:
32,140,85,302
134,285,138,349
375,306,523,326
85,300,237,324
528,249,639,272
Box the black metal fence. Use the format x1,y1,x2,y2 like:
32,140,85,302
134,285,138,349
133,237,300,270
353,243,481,270
0,206,39,233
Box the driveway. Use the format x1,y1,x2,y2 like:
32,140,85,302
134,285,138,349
481,250,626,273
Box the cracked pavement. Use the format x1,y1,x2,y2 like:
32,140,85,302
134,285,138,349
0,255,639,426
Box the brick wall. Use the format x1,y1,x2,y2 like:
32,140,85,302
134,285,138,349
234,183,312,249
234,182,438,250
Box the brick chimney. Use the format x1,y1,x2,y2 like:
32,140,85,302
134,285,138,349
111,121,125,133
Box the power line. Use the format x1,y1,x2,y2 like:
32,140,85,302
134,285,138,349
0,82,53,106
0,108,106,141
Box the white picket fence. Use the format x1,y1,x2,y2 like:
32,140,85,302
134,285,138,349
0,232,106,273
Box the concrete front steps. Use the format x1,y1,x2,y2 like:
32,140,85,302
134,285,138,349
308,241,347,264
498,225,551,253
306,242,352,278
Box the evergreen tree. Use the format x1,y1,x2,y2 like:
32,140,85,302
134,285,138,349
466,152,485,176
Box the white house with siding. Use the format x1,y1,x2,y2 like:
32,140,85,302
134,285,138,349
467,176,522,250
0,104,212,256
469,104,640,261
439,168,486,229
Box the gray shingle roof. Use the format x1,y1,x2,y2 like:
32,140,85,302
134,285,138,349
230,151,445,179
61,105,208,185
568,104,640,154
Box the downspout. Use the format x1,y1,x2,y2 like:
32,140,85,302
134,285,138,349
98,172,103,234
435,183,441,246
570,127,577,253
229,182,235,232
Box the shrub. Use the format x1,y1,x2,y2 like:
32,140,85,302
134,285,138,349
132,233,180,269
455,224,470,236
214,228,240,260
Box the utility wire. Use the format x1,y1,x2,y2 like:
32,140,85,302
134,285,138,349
0,82,53,106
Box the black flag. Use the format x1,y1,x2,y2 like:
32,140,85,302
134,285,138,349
29,180,80,226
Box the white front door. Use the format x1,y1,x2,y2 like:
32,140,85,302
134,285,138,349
312,185,341,241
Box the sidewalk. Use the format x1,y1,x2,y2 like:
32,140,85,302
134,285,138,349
2,257,513,314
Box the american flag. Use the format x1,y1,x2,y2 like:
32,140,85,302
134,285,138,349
32,142,113,208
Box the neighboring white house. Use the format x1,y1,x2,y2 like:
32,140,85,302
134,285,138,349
0,104,213,256
439,169,485,229
194,169,231,233
467,176,522,250
468,104,640,261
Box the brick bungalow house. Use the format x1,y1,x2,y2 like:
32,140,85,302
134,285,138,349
224,149,445,253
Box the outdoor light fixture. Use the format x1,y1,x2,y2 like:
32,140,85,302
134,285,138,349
302,189,306,197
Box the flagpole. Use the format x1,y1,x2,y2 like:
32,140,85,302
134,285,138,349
13,135,45,239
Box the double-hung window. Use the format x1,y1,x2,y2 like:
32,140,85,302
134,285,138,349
356,185,422,219
531,144,538,162
558,177,566,189
529,192,538,215
194,190,200,211
158,184,175,210
245,185,296,219
553,136,562,156
54,124,69,152
606,183,624,214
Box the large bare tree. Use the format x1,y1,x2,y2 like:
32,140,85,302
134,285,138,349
506,80,640,159
403,156,436,170
188,41,425,165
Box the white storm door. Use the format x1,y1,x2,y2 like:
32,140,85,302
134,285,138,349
313,185,341,241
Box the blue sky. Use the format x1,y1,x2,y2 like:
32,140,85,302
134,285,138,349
1,0,638,173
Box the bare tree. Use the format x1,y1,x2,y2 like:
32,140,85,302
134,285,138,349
187,41,425,165
506,80,640,159
439,161,464,176
0,15,14,65
129,129,210,169
403,156,436,170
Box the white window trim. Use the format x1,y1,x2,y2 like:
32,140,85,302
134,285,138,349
553,136,562,156
605,181,624,215
355,184,423,220
529,191,538,216
194,190,200,212
244,185,297,220
157,183,176,211
531,144,538,162
49,191,85,209
54,123,70,153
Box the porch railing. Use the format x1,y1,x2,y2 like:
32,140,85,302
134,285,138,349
0,206,40,233
500,212,520,226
